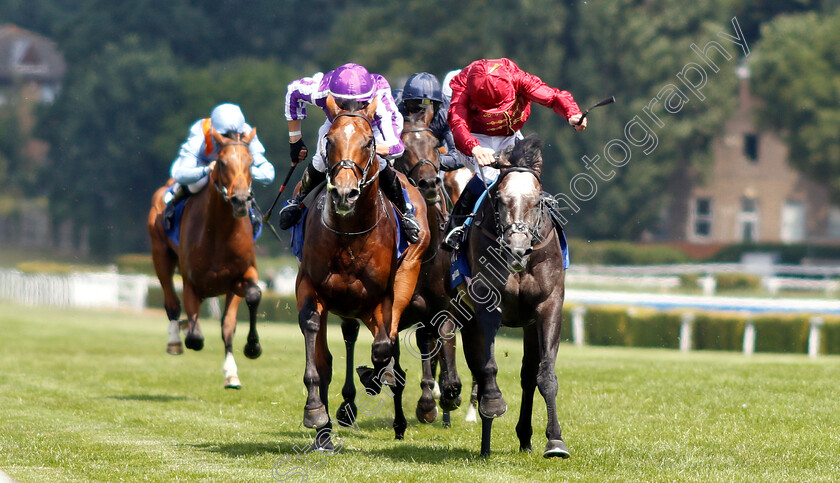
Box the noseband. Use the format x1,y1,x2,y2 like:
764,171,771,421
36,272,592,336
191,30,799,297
401,127,440,187
489,167,550,249
213,141,253,204
327,112,378,190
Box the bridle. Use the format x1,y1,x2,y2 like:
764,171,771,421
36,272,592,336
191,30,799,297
212,139,253,204
326,112,378,190
400,127,440,187
484,166,553,251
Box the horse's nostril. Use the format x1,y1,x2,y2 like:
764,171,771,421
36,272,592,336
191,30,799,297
348,189,360,200
435,178,442,187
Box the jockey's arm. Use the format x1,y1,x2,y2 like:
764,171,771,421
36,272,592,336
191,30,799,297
171,121,212,185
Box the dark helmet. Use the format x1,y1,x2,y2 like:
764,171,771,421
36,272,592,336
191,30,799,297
402,72,443,103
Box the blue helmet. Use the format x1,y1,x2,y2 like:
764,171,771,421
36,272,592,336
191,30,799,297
402,72,443,104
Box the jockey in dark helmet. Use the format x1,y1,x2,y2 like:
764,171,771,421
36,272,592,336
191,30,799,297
398,72,461,172
278,63,422,244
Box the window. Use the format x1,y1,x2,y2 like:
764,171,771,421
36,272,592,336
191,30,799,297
691,197,713,239
744,133,758,162
780,201,806,243
738,197,759,242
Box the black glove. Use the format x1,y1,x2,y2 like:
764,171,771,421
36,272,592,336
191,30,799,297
290,138,307,165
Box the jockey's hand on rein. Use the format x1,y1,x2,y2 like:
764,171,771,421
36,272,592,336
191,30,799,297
290,138,308,165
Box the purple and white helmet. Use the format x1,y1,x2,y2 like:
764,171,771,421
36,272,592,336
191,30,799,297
328,63,376,105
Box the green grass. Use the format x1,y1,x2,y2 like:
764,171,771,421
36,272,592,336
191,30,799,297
1,303,840,482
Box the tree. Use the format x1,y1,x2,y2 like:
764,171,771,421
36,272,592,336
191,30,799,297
38,36,180,258
751,9,840,201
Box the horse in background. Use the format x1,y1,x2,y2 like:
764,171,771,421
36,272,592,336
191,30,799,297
391,105,462,425
295,96,429,450
147,128,263,389
455,135,570,458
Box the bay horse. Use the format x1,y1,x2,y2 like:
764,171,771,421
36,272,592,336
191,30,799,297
295,96,429,450
388,105,462,424
147,128,263,389
454,134,570,458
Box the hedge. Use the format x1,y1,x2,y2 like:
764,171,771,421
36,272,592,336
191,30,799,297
146,288,840,356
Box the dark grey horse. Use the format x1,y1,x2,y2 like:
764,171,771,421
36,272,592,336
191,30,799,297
453,134,570,458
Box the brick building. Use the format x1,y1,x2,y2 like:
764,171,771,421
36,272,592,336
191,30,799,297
662,64,840,245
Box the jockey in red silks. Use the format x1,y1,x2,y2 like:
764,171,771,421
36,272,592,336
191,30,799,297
441,58,587,251
278,63,421,243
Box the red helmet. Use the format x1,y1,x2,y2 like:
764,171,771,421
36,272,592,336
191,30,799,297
467,59,516,113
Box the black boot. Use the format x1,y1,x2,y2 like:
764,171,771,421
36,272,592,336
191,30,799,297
380,165,421,244
441,180,482,252
278,164,326,230
163,184,189,231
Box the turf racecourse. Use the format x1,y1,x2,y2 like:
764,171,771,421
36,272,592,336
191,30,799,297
1,303,839,482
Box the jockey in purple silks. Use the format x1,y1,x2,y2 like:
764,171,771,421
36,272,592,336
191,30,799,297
278,63,421,243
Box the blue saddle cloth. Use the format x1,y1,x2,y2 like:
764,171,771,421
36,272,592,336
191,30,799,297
289,189,411,262
165,199,262,246
448,192,571,290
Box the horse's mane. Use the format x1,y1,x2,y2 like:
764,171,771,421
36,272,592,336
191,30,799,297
498,134,543,172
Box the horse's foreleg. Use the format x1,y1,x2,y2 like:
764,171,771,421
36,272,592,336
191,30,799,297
298,283,329,430
182,284,204,351
516,322,540,453
312,314,334,451
221,294,242,389
391,338,408,440
336,318,360,428
357,303,394,396
476,308,506,420
415,326,438,424
536,297,569,459
242,271,262,359
437,316,463,412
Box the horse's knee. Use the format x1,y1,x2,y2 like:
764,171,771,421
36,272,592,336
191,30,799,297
371,339,392,367
536,366,558,396
298,303,320,334
245,283,261,308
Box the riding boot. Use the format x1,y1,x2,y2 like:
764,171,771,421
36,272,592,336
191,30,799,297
440,176,484,252
278,164,326,230
380,165,421,244
163,184,189,231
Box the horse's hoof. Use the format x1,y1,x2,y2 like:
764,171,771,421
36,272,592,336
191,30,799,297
224,375,242,389
544,439,570,459
243,342,262,359
415,403,438,424
356,366,382,395
479,395,507,418
303,406,329,429
336,402,357,427
166,342,183,355
184,335,204,351
439,386,462,411
519,444,533,453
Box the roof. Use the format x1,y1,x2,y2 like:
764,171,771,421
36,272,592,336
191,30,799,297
0,24,66,82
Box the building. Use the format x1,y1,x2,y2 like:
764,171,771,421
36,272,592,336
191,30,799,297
0,23,65,105
663,64,840,246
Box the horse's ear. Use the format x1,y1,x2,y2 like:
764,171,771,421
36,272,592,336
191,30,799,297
326,94,341,118
363,97,378,120
245,127,257,144
422,104,434,127
211,126,226,146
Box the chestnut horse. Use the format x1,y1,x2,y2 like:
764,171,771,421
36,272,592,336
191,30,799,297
295,97,429,450
147,129,263,389
454,135,570,458
392,105,462,424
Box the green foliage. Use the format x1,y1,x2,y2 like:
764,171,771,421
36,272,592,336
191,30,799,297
693,313,746,351
710,242,840,263
715,272,761,291
114,253,154,275
568,238,691,265
37,36,180,258
751,9,840,201
753,317,810,354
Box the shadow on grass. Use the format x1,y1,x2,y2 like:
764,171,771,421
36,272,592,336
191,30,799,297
106,394,190,402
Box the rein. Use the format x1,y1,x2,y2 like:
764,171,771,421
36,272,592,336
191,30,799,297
400,126,440,187
320,190,388,237
482,166,552,251
327,112,378,190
